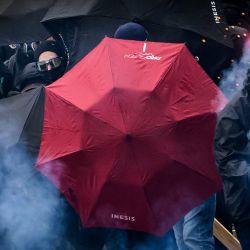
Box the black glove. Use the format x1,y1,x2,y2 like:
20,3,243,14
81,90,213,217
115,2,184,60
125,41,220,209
15,62,43,91
15,43,35,70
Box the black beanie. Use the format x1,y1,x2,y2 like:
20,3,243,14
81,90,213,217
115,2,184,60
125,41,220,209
34,41,64,61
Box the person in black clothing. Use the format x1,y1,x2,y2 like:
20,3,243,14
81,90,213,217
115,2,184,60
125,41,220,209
4,43,37,90
215,69,250,250
0,59,12,98
14,40,66,93
34,40,66,84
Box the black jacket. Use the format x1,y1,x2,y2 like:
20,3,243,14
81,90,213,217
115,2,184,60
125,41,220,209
0,60,13,98
215,86,250,222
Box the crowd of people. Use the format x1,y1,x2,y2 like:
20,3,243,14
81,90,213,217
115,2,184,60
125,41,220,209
0,22,250,250
0,38,67,99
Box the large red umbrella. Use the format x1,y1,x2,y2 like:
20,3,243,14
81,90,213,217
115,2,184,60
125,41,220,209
36,38,226,235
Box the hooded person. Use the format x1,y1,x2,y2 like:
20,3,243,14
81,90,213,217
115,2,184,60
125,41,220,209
114,22,149,41
215,69,250,250
14,40,66,93
34,40,66,85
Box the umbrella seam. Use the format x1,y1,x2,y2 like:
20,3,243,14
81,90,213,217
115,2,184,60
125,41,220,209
106,40,127,132
152,45,185,96
19,87,44,144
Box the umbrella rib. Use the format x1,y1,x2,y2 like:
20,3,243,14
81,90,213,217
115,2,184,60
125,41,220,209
47,88,124,133
37,149,83,166
139,0,166,20
19,87,43,141
151,46,184,97
118,0,133,18
106,41,116,90
167,157,218,184
106,42,127,132
1,2,13,15
85,145,125,224
128,144,159,227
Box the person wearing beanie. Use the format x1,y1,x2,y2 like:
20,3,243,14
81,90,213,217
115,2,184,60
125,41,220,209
114,22,149,41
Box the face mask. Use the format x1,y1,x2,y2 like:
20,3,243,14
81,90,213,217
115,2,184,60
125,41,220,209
41,66,64,84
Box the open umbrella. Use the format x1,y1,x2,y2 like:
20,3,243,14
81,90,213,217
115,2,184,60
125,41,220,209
36,38,226,235
0,87,44,157
41,0,233,82
42,0,232,47
0,0,54,45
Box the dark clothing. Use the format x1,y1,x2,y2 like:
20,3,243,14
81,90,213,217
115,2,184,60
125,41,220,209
234,220,250,250
0,60,12,98
215,88,250,222
0,45,15,62
4,44,35,89
215,87,250,249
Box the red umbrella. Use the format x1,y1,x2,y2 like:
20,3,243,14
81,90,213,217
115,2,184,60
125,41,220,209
36,38,226,235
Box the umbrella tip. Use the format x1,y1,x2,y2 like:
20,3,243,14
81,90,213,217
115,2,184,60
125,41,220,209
125,134,133,142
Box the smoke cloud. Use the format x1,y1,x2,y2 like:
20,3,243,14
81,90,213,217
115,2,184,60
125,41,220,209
219,40,250,99
0,105,77,250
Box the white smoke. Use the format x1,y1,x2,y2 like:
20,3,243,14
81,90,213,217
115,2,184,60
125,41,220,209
0,110,76,250
219,40,250,99
0,147,70,250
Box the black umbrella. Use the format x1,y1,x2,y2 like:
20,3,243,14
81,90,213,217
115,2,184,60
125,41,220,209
41,0,233,82
0,86,44,158
43,16,233,83
0,86,83,249
42,0,232,47
0,0,54,46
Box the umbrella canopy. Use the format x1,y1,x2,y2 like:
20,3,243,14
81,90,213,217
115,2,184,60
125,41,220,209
42,0,232,47
0,0,54,45
0,87,44,156
37,38,225,235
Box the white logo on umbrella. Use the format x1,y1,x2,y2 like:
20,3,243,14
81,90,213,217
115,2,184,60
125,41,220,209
124,42,162,61
111,213,136,222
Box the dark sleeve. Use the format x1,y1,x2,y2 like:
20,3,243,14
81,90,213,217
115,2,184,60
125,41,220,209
215,90,250,178
215,90,250,220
